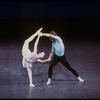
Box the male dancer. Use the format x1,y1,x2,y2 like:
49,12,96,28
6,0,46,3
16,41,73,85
22,28,45,87
40,31,84,85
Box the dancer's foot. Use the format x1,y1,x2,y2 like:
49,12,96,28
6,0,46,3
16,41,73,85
77,76,84,82
30,84,35,87
46,78,52,85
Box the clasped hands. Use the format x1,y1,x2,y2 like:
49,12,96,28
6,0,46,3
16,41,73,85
37,32,43,37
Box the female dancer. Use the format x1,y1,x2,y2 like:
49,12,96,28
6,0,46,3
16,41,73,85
22,28,45,87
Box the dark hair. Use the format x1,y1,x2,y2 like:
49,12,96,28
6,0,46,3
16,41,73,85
50,31,57,36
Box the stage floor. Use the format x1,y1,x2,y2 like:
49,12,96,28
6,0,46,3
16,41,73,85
0,41,100,99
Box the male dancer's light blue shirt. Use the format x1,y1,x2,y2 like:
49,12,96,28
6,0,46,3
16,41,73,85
51,35,65,56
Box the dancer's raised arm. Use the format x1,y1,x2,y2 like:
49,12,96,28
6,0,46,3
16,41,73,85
40,32,51,38
33,34,40,53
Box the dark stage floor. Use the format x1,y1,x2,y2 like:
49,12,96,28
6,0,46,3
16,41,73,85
0,41,100,99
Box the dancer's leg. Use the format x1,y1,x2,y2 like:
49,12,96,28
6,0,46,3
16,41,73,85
27,67,35,87
25,27,42,43
60,55,84,82
33,34,40,53
22,28,42,56
47,55,59,85
60,56,79,77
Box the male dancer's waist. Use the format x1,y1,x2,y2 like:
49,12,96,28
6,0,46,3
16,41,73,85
54,53,65,58
55,50,64,56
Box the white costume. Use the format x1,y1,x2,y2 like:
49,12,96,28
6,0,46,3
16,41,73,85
22,28,43,68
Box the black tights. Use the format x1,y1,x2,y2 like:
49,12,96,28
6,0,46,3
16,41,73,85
48,54,79,78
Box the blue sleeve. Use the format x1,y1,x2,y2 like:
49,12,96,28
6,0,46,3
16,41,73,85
51,35,60,41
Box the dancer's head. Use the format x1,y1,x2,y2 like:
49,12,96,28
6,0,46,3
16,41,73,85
49,31,57,42
31,52,45,59
50,31,57,36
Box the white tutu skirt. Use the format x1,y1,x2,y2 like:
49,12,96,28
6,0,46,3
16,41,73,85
22,58,32,68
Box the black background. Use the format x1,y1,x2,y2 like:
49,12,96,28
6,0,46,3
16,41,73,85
0,1,100,42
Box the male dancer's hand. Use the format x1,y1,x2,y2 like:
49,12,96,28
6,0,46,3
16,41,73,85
41,58,51,63
46,57,51,62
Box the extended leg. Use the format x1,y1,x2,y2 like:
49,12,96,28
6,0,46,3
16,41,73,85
25,27,42,43
60,56,79,77
33,34,40,53
22,28,43,56
60,55,84,82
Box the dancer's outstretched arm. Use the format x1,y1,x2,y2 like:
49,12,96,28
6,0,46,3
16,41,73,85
40,32,51,38
40,32,60,41
25,28,43,43
36,52,54,63
36,59,45,63
43,52,54,62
